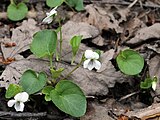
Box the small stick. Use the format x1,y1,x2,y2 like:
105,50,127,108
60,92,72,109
0,111,47,118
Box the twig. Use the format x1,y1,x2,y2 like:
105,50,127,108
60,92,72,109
124,103,160,119
0,111,65,119
0,111,47,118
84,0,160,9
128,0,139,8
118,91,140,102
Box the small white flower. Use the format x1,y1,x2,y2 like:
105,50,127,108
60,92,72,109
7,92,29,112
152,81,157,91
42,6,58,24
83,50,101,70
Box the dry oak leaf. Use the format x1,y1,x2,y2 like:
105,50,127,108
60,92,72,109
121,18,146,42
126,23,160,44
1,19,40,60
61,21,100,41
72,4,130,33
124,103,160,120
80,100,114,120
59,21,100,63
0,58,49,88
146,41,160,54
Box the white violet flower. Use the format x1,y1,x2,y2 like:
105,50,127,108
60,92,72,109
83,50,101,70
152,81,157,91
42,6,58,24
7,92,29,112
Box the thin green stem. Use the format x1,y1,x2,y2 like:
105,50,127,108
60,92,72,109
49,55,53,69
55,50,59,61
71,55,76,65
59,25,62,61
10,0,15,4
63,56,84,79
64,0,76,13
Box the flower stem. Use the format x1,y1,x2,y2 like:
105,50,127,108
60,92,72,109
49,55,53,69
71,55,75,65
10,0,15,4
63,56,84,79
64,0,76,13
59,21,62,61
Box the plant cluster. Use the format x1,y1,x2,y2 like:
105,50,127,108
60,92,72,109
7,0,84,21
4,0,158,118
116,49,158,91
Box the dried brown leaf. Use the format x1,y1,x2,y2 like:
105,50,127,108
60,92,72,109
1,19,40,60
80,101,114,120
72,4,128,33
126,23,160,44
0,58,49,88
124,103,160,119
60,21,100,63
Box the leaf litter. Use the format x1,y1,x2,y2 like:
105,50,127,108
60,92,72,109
1,0,160,119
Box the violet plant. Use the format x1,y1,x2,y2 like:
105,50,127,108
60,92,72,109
116,49,158,91
5,3,88,117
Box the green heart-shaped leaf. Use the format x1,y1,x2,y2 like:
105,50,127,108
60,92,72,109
5,84,23,98
116,49,144,75
46,0,64,7
30,30,57,58
50,80,86,117
7,3,28,21
20,70,47,94
66,0,84,11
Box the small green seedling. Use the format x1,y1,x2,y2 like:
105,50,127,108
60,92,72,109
116,49,144,75
70,35,82,64
42,86,54,101
140,76,158,90
7,2,28,21
46,0,84,11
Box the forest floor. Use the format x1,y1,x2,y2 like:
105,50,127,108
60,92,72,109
0,0,160,120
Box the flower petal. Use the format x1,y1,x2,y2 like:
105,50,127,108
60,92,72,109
42,16,53,24
84,50,94,59
14,102,24,112
83,59,90,68
84,50,99,59
7,100,16,107
87,61,95,70
152,81,157,91
49,6,58,16
93,60,101,70
14,92,29,102
93,52,99,59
